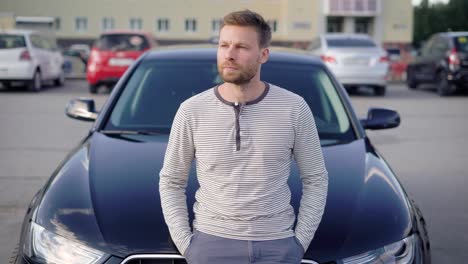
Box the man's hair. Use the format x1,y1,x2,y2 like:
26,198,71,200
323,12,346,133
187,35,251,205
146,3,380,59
221,10,272,48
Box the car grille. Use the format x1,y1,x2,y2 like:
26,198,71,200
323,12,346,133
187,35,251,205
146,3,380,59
125,259,187,264
120,254,325,264
342,56,371,66
121,255,187,264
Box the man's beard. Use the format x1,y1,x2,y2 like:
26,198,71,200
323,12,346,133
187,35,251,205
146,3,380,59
218,61,258,85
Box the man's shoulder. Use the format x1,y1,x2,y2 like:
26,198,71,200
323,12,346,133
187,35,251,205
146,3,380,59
180,87,216,109
268,84,305,104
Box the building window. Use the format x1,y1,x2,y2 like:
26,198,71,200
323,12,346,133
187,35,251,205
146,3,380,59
130,18,143,30
75,17,88,32
355,0,364,11
355,17,372,34
185,19,197,32
327,17,343,33
328,0,379,14
330,0,340,12
342,0,352,11
55,17,61,31
368,0,377,11
102,17,115,32
267,20,278,32
157,18,170,32
212,19,222,34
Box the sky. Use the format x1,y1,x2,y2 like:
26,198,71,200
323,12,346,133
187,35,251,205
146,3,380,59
412,0,449,6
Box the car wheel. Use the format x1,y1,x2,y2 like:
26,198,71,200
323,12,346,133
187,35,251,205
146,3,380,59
374,85,386,96
407,69,418,89
1,82,11,90
28,70,42,92
89,84,98,94
54,71,65,87
437,71,455,96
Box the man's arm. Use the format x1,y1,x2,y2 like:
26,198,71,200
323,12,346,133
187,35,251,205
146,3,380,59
159,103,195,255
293,99,329,252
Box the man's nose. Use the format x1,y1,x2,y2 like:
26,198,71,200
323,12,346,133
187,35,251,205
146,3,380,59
225,46,236,61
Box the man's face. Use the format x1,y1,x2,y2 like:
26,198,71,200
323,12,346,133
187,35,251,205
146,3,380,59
217,25,269,85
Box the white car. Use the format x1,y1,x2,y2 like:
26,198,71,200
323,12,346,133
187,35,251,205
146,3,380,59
308,33,389,96
0,29,65,92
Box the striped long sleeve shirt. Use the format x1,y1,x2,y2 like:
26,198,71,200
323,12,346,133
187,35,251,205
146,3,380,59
159,83,328,255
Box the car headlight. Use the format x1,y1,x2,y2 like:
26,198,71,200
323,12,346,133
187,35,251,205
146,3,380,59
340,235,416,264
24,222,108,264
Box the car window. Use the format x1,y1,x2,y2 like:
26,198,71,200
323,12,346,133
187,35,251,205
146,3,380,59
105,59,355,145
326,37,376,47
95,34,149,51
421,37,435,56
30,35,45,49
430,37,449,56
308,38,322,50
454,35,468,53
0,34,26,49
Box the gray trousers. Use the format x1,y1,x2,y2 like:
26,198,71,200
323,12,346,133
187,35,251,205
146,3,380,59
184,230,304,264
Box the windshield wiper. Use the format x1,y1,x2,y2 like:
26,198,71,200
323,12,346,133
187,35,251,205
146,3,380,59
99,130,161,135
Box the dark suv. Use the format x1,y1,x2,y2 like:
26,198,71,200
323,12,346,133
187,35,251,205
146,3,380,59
406,32,468,95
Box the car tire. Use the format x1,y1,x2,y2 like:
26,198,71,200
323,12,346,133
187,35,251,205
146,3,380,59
437,71,455,96
1,82,11,90
54,71,65,87
89,84,98,94
28,70,42,92
407,69,418,89
374,85,386,96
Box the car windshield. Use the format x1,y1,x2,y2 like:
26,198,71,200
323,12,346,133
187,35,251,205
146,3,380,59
454,35,468,53
0,34,26,49
326,37,376,48
104,58,356,146
95,34,149,51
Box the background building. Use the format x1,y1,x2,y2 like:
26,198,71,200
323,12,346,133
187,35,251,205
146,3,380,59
0,0,413,48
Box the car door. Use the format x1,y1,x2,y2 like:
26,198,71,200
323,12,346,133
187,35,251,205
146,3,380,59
411,36,436,82
43,36,64,79
427,37,451,81
29,34,50,79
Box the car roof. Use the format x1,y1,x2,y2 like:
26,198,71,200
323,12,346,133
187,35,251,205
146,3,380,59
437,31,468,38
0,29,41,35
145,45,323,65
100,30,154,36
322,33,372,39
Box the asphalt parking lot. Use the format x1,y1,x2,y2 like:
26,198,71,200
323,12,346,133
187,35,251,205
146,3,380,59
0,80,467,263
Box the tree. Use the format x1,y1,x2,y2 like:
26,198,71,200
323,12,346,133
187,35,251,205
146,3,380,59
413,0,468,47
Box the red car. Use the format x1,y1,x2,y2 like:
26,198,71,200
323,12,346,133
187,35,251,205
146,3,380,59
86,30,157,93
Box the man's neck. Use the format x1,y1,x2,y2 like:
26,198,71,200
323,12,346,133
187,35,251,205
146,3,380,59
219,80,265,104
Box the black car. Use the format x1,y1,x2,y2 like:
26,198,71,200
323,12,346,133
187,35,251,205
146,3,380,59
12,46,430,264
406,32,468,95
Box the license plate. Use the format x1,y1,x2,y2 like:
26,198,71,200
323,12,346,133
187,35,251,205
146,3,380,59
344,57,369,66
109,58,134,66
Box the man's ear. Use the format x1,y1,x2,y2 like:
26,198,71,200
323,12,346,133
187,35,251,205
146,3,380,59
259,48,269,64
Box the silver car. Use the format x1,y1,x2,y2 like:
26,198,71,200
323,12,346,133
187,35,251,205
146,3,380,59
0,29,65,92
308,33,389,96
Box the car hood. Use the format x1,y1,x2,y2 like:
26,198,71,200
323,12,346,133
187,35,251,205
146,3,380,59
35,132,412,263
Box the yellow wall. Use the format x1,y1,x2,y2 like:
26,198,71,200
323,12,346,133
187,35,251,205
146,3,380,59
381,0,413,43
0,12,15,30
0,0,412,43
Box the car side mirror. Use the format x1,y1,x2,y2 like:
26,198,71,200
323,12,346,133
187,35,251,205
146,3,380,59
65,98,98,122
360,108,400,130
